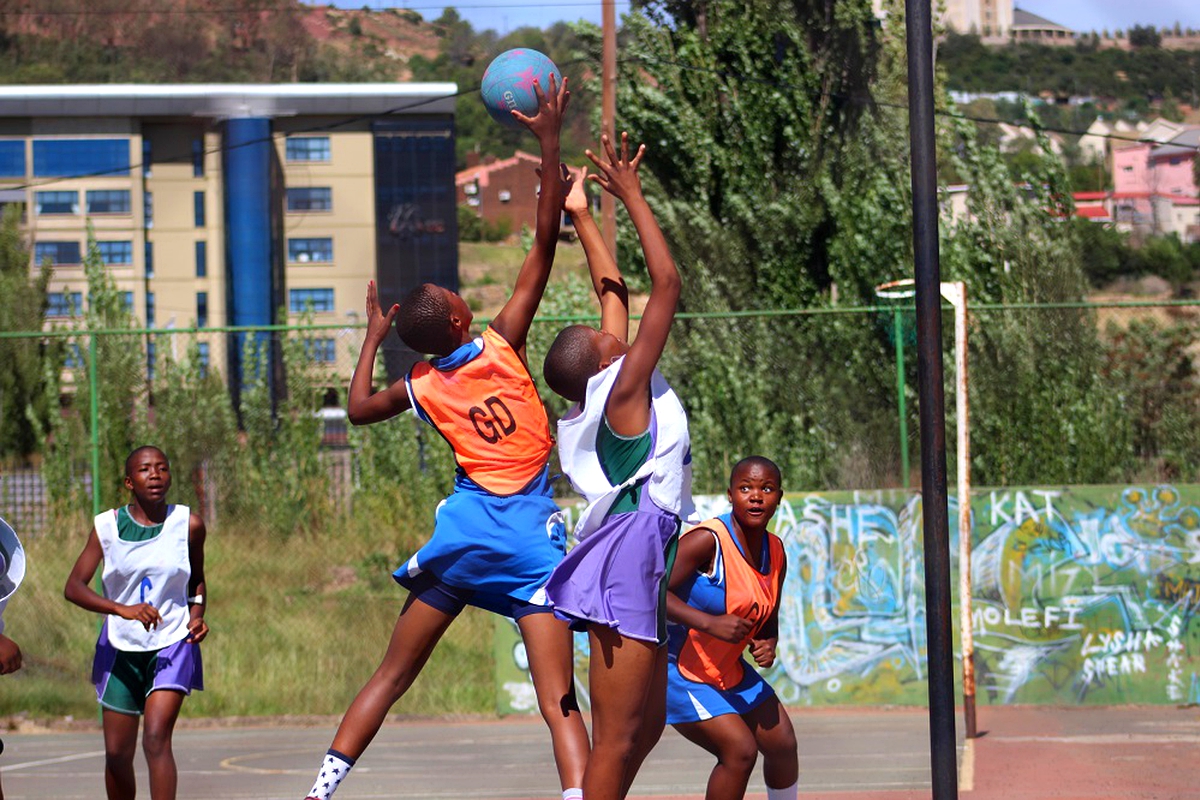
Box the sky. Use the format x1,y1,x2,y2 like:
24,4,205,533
320,1,1197,36
320,1,631,35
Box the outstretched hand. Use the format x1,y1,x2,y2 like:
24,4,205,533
563,165,591,215
586,132,646,203
511,74,570,144
0,633,21,674
365,280,399,347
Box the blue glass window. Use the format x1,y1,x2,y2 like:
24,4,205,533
47,291,83,317
147,341,156,381
96,241,133,266
35,190,78,215
196,291,208,328
288,237,333,263
286,137,331,162
194,190,205,227
144,191,153,227
287,187,333,212
195,241,207,278
305,338,338,363
197,341,210,378
35,241,82,266
33,138,130,177
122,292,134,313
64,342,84,369
192,138,204,177
146,292,155,327
0,141,25,177
142,138,152,177
289,288,335,313
86,189,131,215
144,241,154,278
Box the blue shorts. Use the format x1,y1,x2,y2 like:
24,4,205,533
92,625,203,716
394,468,567,617
666,655,775,724
405,570,552,620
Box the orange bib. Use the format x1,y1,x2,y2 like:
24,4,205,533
676,517,785,689
407,327,552,496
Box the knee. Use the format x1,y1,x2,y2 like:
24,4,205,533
141,725,174,761
720,739,759,777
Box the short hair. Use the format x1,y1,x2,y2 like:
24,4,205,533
543,325,601,403
730,455,782,488
125,445,168,476
395,283,457,356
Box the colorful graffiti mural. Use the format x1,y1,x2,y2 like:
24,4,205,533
495,485,1200,713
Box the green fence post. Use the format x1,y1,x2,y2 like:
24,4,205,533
894,306,910,490
88,331,101,517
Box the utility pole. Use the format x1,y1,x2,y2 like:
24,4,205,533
601,0,617,258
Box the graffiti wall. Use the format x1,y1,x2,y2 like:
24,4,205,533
495,485,1200,713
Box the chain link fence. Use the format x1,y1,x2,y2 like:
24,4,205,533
1,299,1197,536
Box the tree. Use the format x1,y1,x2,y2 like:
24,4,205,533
1128,25,1161,49
0,206,52,459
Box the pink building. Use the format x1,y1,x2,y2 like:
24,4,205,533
1110,128,1199,238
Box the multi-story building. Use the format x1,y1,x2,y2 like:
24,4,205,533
941,0,1014,40
0,83,458,390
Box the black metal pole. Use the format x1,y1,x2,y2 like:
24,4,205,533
905,1,959,798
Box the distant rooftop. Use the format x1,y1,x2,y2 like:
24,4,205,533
1012,8,1071,32
0,84,458,118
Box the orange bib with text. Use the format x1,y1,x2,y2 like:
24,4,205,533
676,517,785,689
407,327,552,496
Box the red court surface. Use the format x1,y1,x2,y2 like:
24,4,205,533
0,704,1194,798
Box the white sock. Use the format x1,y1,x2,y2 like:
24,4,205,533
306,749,355,800
563,790,584,800
766,782,799,800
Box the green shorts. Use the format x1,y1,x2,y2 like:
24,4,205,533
92,627,203,716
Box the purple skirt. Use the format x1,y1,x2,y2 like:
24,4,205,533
546,508,679,643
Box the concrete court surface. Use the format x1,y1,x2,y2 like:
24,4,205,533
0,705,1195,799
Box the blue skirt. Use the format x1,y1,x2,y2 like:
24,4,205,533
394,468,567,617
666,654,775,724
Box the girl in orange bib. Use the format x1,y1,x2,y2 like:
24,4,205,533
665,456,798,800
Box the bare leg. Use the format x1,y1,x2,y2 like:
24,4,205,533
142,689,185,800
747,697,799,790
674,714,759,800
621,644,667,797
516,612,590,789
328,595,457,758
102,708,140,800
583,625,659,800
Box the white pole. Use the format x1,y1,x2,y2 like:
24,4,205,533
941,281,975,738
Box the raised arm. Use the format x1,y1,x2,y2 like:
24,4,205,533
566,166,628,341
346,281,412,426
589,133,681,437
490,74,571,353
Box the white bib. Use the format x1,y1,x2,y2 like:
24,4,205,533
96,505,192,651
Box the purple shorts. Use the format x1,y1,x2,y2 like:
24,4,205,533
92,625,203,716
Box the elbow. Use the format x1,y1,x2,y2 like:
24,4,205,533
346,408,368,427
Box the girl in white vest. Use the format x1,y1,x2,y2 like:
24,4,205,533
542,134,695,800
64,446,208,800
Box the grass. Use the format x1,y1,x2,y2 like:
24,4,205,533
2,514,496,721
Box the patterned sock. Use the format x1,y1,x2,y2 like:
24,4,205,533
563,790,584,800
306,749,355,800
766,782,799,800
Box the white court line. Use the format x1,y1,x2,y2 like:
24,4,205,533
0,750,105,772
993,734,1200,745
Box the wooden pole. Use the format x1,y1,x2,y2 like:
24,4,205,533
601,0,617,258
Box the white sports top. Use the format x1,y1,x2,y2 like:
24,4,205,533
96,505,192,652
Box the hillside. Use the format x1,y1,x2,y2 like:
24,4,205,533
0,1,443,84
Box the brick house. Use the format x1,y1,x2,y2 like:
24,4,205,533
456,150,585,239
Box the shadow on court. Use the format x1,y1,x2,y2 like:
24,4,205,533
0,705,1194,798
